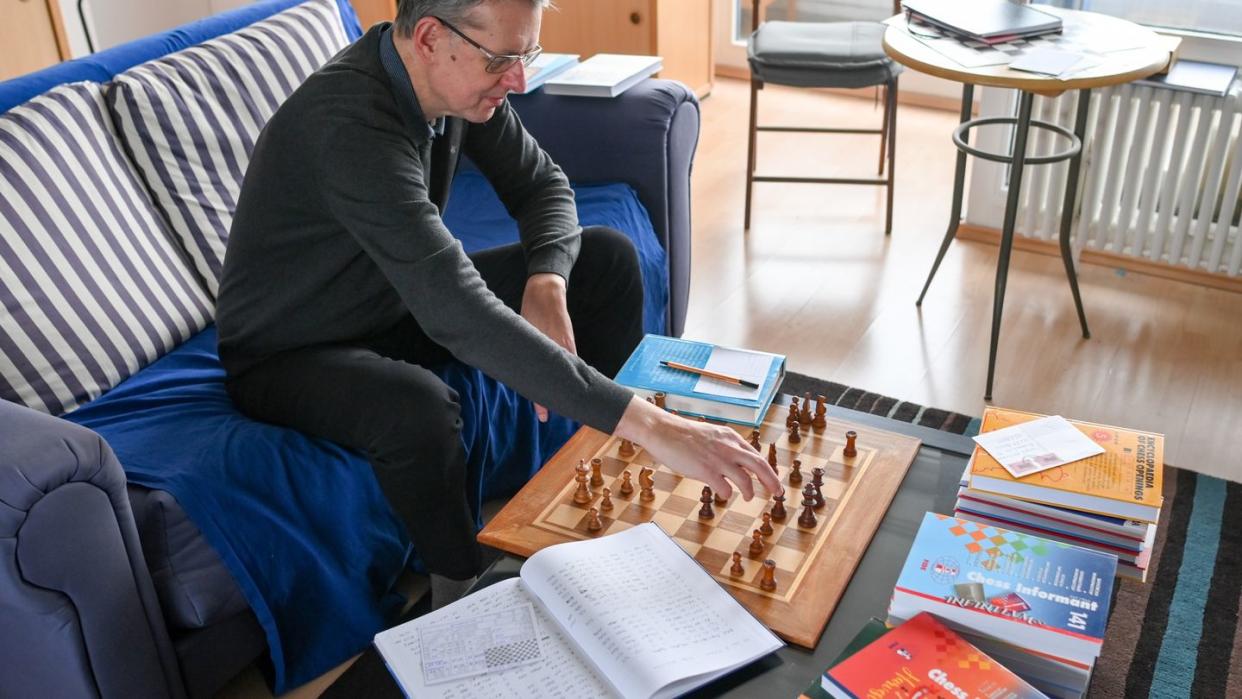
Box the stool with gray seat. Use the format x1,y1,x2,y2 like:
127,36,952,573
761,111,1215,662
745,1,903,234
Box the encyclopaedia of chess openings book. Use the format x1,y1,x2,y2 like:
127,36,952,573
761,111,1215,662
888,513,1117,666
614,334,786,426
374,523,783,698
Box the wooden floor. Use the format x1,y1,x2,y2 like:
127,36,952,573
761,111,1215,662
690,77,1242,482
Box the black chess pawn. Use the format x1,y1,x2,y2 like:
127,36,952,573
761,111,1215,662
798,484,818,528
749,529,764,557
760,512,774,537
789,458,803,486
699,486,715,519
760,559,777,592
789,421,801,444
770,495,787,522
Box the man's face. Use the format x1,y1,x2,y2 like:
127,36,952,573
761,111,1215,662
428,0,540,123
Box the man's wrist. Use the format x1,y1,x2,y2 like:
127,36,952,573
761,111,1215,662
525,271,567,295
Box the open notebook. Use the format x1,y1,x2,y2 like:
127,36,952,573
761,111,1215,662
375,523,784,698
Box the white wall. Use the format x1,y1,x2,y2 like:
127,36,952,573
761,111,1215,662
59,0,253,57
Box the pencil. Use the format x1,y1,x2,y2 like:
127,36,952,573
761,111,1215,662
659,360,760,389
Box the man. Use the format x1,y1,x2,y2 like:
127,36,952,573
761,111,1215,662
216,0,779,605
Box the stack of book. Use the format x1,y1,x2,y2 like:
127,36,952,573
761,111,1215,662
954,407,1164,582
888,512,1118,698
803,612,1047,699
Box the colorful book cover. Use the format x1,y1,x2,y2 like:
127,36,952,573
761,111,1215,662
613,334,786,426
889,513,1117,663
968,407,1164,522
821,612,1047,699
800,619,891,699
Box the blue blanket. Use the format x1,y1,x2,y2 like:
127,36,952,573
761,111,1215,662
65,178,666,691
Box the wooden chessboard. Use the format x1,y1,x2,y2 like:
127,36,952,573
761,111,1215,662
478,400,921,648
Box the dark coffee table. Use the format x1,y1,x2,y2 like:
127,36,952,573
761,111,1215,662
324,403,971,698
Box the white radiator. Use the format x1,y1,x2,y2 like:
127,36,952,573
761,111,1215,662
970,84,1242,278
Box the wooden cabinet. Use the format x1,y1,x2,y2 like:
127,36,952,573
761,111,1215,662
349,0,395,31
1,0,70,81
536,0,715,97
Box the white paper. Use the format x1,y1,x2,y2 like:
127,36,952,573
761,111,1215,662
692,347,774,400
1008,47,1098,77
520,523,784,699
972,415,1105,478
375,578,617,699
417,603,542,684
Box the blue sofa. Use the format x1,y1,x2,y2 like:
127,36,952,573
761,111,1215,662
0,1,699,696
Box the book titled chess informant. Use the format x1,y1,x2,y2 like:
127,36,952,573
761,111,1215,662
541,53,663,97
614,334,786,426
520,52,579,93
888,513,1117,666
374,523,783,699
817,612,1047,699
968,407,1164,523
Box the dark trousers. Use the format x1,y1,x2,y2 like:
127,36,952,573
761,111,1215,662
225,227,644,579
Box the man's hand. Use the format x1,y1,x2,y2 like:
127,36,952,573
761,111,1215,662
613,396,784,500
521,273,577,422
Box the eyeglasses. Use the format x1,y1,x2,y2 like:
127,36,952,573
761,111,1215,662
433,16,543,74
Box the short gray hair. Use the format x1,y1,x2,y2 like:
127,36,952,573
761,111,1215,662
394,0,552,37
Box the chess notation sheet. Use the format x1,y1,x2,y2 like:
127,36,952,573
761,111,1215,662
375,524,783,698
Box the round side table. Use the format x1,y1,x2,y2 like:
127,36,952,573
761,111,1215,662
883,9,1173,400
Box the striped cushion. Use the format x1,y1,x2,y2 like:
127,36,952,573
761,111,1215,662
107,0,350,296
0,82,214,415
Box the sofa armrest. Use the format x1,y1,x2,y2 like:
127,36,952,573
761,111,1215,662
0,400,185,698
509,79,701,337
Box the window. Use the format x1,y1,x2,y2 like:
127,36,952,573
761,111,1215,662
1052,0,1242,39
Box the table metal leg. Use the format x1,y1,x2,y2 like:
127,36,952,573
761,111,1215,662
985,91,1035,401
917,83,974,305
1059,89,1092,339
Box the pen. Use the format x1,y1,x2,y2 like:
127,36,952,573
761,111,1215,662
659,360,760,389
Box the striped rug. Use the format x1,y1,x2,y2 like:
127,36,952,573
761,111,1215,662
782,371,1239,697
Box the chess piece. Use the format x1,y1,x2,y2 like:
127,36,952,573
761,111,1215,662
618,438,635,458
639,467,655,502
586,507,602,532
750,429,762,452
715,490,728,506
770,495,787,522
798,484,818,528
760,512,774,537
573,460,592,505
600,487,614,511
812,467,826,509
843,430,858,458
786,398,799,428
799,392,812,426
812,395,827,430
789,458,803,486
749,529,764,557
699,486,715,519
590,457,604,487
730,552,745,577
619,470,634,496
789,421,801,444
759,560,777,592
653,391,667,409
767,443,778,472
